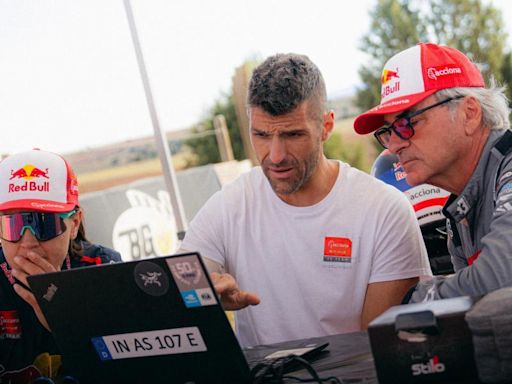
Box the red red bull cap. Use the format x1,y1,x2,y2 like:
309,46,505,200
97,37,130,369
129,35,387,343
354,42,485,134
0,149,79,212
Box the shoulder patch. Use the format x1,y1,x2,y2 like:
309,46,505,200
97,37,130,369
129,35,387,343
498,182,512,196
498,171,512,185
495,165,512,214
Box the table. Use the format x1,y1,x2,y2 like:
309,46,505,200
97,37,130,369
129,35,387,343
245,332,378,383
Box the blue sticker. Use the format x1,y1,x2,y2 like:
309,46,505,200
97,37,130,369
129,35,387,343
379,169,410,192
92,336,113,361
181,290,201,308
499,182,512,195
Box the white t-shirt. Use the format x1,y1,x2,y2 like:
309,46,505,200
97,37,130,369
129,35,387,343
182,161,431,347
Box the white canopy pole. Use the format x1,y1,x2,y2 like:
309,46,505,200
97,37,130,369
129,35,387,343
123,0,188,240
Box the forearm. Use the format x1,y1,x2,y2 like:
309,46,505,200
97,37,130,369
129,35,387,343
410,251,512,302
362,277,418,328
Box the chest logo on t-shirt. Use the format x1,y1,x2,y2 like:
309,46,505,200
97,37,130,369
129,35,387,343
323,237,352,263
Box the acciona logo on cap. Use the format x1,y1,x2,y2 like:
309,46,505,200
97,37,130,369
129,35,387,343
427,66,462,80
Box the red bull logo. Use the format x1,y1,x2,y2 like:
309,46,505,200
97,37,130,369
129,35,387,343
8,182,50,193
392,161,407,181
381,68,400,85
10,164,49,180
8,164,50,193
381,82,400,99
381,68,401,99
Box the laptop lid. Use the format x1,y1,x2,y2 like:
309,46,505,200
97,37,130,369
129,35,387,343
27,252,251,384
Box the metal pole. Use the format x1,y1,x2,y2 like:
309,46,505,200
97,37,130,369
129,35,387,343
123,0,188,240
213,114,235,162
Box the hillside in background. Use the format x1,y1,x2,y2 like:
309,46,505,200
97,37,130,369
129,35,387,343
67,94,378,194
64,128,192,174
73,119,378,195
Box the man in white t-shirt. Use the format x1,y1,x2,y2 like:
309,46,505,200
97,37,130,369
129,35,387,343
181,53,431,347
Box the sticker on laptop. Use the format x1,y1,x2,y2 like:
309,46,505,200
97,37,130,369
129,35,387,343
91,326,207,361
166,255,218,308
134,261,169,297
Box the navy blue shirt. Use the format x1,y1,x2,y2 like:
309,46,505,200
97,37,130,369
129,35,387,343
0,243,121,383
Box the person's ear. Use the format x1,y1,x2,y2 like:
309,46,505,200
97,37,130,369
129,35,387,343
462,96,483,136
70,209,83,239
321,110,335,141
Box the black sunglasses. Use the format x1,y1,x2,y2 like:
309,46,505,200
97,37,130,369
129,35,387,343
374,96,464,148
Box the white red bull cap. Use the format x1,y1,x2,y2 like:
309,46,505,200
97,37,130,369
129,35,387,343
354,42,484,134
0,149,79,212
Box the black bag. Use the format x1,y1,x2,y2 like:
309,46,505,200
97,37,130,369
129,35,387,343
465,287,512,383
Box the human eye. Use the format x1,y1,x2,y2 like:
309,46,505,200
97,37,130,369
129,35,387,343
404,108,425,126
408,116,421,127
391,118,411,133
283,130,305,138
251,129,269,138
407,118,418,127
374,123,388,133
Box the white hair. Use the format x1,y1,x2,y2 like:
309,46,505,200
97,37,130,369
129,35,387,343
436,79,510,130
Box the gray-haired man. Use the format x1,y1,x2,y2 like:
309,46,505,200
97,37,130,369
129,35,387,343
354,42,512,303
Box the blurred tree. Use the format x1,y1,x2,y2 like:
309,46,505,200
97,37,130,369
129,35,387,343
185,92,246,166
427,0,508,83
324,131,372,173
324,132,345,160
356,0,427,112
358,0,508,111
357,0,510,157
187,58,260,167
502,51,512,105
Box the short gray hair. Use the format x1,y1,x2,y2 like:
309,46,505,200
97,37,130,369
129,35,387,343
436,79,510,130
247,53,327,120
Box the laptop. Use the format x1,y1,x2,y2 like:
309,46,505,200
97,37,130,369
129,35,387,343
27,252,328,384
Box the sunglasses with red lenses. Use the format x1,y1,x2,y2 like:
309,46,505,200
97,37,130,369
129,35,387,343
0,210,76,243
374,96,463,148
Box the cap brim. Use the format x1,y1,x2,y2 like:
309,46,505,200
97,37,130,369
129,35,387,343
354,90,437,134
0,199,76,213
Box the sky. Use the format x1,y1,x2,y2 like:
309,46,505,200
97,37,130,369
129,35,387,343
0,0,511,155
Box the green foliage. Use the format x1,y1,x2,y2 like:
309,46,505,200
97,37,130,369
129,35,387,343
502,51,512,106
356,0,511,154
324,132,371,173
357,0,428,112
323,132,344,160
185,92,247,166
357,0,510,110
427,0,508,84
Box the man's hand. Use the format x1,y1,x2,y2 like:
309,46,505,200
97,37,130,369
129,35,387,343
210,272,260,310
10,250,56,331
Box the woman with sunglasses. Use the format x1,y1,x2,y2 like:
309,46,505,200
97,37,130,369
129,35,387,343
0,149,121,383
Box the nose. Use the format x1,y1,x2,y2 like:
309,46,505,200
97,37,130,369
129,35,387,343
269,135,286,164
387,130,409,154
18,227,39,248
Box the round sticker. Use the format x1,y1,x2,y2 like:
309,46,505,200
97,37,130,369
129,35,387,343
134,261,169,297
